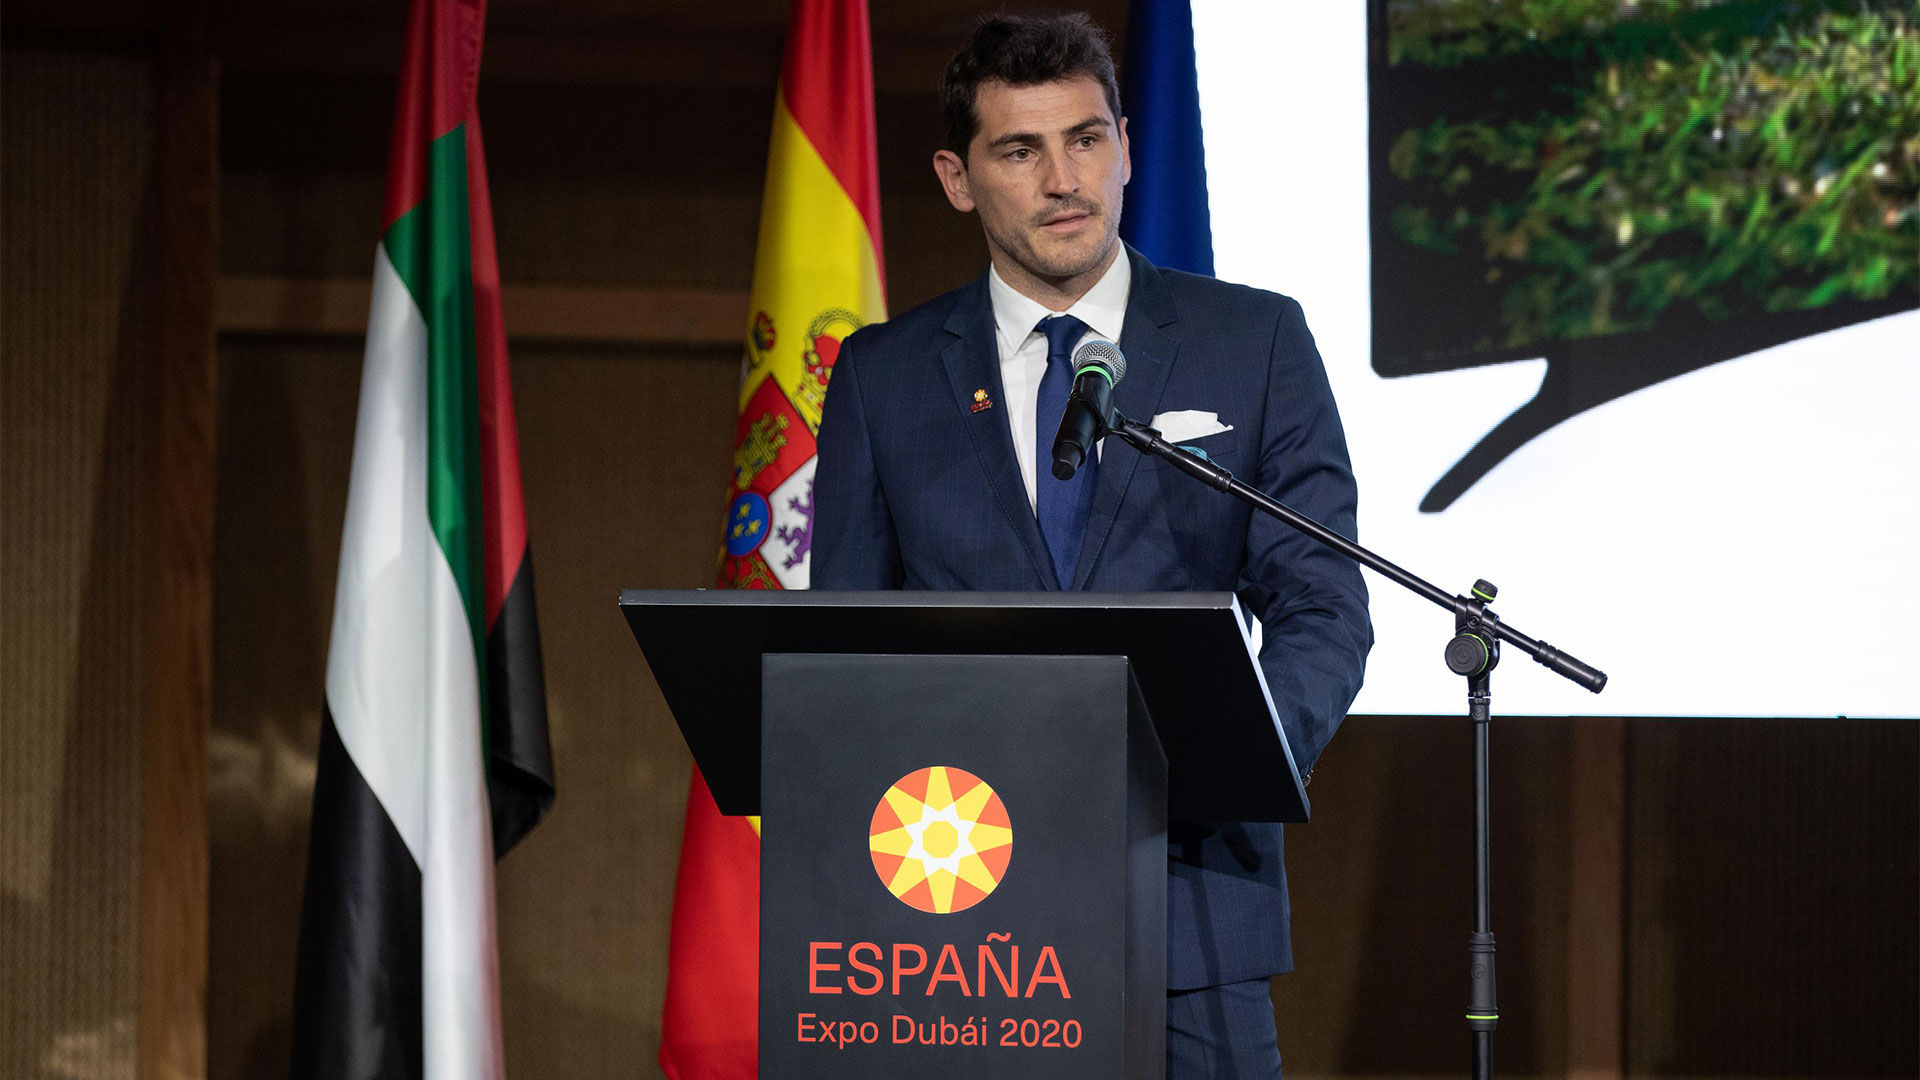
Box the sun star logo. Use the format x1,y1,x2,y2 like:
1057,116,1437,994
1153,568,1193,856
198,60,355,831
868,766,1012,914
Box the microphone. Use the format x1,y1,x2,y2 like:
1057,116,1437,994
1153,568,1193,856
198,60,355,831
1051,337,1127,480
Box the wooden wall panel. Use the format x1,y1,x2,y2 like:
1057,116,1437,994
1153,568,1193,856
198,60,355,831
1625,719,1918,1077
206,337,361,1080
1277,715,1576,1078
216,67,985,312
216,277,745,345
492,345,741,1076
140,7,218,1078
1,43,158,1080
1568,717,1626,1080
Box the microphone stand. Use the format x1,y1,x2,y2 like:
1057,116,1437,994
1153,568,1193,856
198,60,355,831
1100,410,1608,1080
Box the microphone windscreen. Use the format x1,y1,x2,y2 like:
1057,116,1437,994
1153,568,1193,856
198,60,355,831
1070,337,1127,382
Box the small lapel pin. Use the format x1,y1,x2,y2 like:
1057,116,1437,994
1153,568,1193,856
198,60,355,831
971,388,994,413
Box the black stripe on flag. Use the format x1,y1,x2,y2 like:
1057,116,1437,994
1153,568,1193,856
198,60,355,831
486,546,555,857
292,706,424,1080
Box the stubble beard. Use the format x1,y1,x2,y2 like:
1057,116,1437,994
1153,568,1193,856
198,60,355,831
987,201,1123,292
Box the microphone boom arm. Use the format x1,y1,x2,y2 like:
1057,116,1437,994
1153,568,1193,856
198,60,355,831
1102,396,1605,1080
1103,409,1607,692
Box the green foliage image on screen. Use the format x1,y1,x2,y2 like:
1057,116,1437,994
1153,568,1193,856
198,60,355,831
1368,0,1919,510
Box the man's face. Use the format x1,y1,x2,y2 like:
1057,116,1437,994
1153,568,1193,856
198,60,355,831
934,76,1131,297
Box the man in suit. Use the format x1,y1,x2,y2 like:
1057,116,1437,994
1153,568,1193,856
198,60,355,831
813,13,1371,1078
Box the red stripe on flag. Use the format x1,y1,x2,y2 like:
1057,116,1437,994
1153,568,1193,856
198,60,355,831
659,771,761,1080
779,0,886,286
383,0,489,230
467,116,529,626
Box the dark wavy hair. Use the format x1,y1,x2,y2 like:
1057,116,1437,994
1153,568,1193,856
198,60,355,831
941,13,1123,160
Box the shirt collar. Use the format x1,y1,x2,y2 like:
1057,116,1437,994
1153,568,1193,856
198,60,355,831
987,248,1133,358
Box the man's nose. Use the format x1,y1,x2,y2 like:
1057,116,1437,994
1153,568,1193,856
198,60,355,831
1042,147,1079,195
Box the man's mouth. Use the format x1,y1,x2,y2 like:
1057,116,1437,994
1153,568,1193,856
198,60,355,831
1039,211,1094,230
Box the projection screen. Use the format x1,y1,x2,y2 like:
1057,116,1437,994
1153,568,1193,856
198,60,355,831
1191,1,1919,717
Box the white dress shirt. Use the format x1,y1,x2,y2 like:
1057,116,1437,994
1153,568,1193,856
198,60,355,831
987,253,1132,511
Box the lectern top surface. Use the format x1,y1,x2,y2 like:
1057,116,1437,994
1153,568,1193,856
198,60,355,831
620,589,1240,610
618,590,1307,823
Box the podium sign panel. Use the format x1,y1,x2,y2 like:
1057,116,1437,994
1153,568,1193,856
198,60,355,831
759,653,1167,1080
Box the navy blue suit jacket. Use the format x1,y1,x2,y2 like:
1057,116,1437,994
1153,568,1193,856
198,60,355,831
813,246,1372,988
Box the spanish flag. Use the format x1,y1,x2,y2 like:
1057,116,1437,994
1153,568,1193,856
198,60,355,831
292,0,555,1075
659,1,885,1077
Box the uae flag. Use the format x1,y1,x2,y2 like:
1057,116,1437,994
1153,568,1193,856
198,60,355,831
293,1,555,1077
659,1,884,1077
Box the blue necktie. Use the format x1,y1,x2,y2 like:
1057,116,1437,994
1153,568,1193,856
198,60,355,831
1034,314,1096,588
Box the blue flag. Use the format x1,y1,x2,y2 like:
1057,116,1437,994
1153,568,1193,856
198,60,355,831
1121,0,1215,275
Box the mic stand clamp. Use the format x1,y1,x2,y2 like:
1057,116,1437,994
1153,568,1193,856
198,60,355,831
1101,408,1605,1080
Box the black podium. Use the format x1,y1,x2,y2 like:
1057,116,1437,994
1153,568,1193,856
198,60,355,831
621,590,1309,1080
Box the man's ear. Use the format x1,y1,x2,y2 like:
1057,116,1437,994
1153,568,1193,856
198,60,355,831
933,149,975,213
1118,115,1132,187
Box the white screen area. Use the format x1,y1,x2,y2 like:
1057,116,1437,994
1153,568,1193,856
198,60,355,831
1192,2,1919,717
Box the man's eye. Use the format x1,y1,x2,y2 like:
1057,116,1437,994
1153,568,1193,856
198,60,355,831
1077,135,1098,148
1008,148,1031,161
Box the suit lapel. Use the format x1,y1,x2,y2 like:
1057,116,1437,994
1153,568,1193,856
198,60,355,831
1071,248,1179,589
939,273,1059,589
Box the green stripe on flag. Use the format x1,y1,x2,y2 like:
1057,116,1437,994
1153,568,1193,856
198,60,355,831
382,124,490,749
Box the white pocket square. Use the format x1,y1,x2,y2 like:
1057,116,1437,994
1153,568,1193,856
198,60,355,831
1149,409,1234,443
